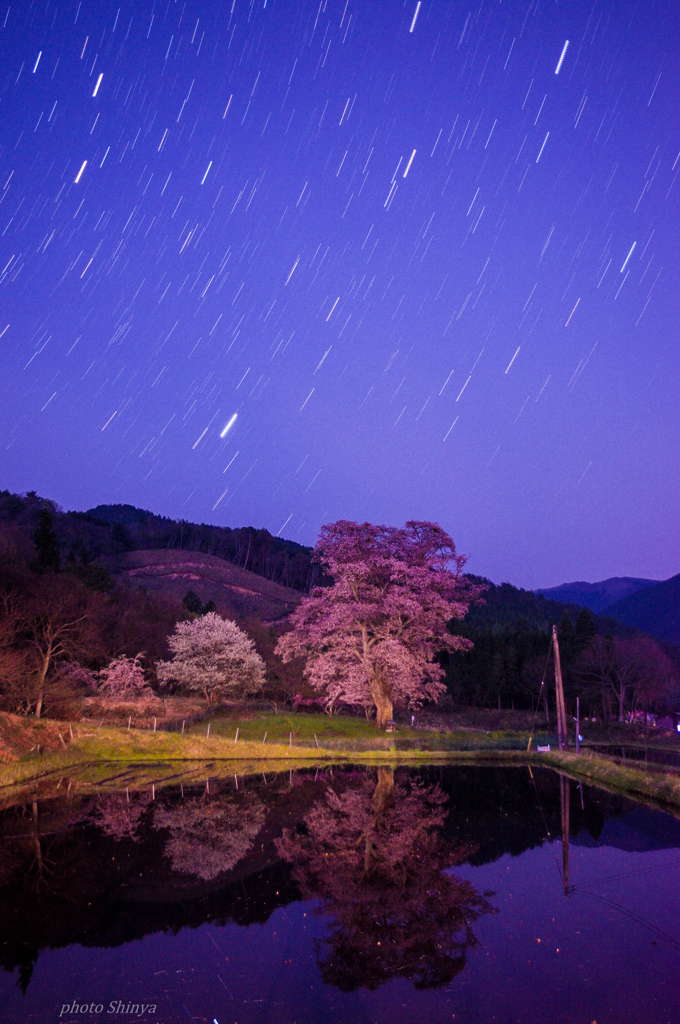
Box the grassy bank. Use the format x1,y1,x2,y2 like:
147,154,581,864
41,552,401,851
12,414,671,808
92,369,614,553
0,710,548,780
2,711,680,813
540,748,680,810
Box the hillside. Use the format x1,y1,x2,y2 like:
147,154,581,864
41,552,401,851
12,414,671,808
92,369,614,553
87,504,314,591
536,577,659,613
101,549,301,623
601,574,680,645
0,490,315,593
444,576,648,710
465,577,584,631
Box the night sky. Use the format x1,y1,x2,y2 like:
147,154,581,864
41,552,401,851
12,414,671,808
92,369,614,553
0,0,678,589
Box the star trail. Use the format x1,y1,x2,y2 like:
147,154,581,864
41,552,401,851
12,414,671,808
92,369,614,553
0,0,678,587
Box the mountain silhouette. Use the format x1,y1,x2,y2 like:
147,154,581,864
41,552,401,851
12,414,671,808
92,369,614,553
536,577,659,613
601,573,680,644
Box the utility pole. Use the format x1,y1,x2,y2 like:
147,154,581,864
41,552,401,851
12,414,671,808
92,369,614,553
553,625,568,751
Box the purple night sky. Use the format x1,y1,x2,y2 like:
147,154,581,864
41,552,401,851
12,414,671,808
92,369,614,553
0,0,678,589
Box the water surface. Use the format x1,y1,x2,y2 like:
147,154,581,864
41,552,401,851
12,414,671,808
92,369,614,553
1,764,679,1024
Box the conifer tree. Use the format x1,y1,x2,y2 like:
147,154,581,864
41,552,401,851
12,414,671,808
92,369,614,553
574,607,596,652
33,507,60,574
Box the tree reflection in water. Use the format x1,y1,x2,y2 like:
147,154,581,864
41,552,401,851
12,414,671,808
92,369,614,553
153,791,265,881
277,768,495,990
94,792,151,843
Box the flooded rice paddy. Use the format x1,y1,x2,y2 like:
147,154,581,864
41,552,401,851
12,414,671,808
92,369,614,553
1,764,679,1024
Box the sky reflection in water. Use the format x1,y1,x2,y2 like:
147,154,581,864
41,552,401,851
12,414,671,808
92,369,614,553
1,765,679,1024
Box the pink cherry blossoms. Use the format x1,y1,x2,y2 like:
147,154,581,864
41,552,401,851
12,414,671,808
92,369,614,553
276,520,484,727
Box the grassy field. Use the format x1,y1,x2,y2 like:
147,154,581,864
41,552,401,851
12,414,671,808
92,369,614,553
1,710,680,813
183,711,554,751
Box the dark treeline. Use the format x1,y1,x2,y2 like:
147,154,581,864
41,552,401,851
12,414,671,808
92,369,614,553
445,576,593,710
0,490,316,593
445,576,680,721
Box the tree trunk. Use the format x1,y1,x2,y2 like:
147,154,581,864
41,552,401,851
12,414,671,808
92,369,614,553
363,768,395,878
370,675,393,728
364,641,393,728
371,767,394,814
34,657,49,719
363,832,374,877
375,695,393,729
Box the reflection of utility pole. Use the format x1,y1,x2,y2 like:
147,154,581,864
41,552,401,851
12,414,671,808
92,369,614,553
560,775,572,896
553,625,568,751
30,801,45,890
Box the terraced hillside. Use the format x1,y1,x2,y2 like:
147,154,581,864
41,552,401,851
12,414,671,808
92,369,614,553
102,549,301,623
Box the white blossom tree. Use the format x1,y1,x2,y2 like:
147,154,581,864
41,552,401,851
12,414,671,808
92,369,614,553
156,612,265,705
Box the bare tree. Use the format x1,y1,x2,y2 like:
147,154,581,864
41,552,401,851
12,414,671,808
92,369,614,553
577,635,677,722
23,574,105,718
0,586,30,713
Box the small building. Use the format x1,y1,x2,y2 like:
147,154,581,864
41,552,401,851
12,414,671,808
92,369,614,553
655,712,680,732
385,720,398,733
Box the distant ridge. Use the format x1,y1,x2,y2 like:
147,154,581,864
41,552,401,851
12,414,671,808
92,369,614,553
536,574,680,646
601,574,680,645
536,577,659,614
0,489,314,594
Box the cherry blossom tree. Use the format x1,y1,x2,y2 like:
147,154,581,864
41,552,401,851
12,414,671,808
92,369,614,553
276,769,493,990
630,637,679,715
156,612,265,705
97,653,151,700
276,521,484,726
